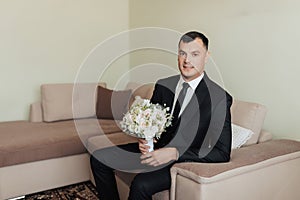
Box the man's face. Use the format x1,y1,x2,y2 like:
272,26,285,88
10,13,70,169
178,38,209,82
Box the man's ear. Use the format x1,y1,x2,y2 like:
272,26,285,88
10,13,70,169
205,51,210,64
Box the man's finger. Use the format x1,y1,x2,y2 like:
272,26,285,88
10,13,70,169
138,139,147,144
141,157,152,164
140,152,153,159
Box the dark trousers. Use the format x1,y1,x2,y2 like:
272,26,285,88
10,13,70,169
90,143,172,200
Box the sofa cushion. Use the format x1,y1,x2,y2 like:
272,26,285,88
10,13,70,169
96,86,132,120
41,83,105,122
231,100,267,146
0,120,86,168
258,130,273,143
87,132,138,153
0,119,121,168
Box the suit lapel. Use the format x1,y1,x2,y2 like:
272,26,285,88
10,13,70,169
159,75,180,111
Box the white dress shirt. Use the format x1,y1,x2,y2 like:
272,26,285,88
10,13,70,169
171,72,204,116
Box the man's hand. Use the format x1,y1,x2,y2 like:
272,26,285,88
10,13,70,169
140,147,179,167
138,138,157,154
138,139,150,154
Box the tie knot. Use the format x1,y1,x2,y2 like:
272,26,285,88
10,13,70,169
182,82,189,90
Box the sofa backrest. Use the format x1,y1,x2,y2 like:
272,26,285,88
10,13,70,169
29,81,268,146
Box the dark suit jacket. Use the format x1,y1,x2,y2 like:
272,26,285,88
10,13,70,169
151,72,232,163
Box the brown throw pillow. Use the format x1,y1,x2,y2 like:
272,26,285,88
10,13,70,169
96,86,132,120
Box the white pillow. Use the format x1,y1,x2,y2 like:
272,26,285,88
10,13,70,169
231,123,254,149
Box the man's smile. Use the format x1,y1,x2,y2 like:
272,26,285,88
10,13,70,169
183,65,194,68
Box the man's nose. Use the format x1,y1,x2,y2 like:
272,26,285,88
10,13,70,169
184,54,191,63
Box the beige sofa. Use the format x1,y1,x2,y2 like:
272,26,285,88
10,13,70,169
0,82,300,200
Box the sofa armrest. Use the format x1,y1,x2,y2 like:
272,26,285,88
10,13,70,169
170,139,300,200
29,101,43,122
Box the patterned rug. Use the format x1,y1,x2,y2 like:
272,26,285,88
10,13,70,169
24,181,99,200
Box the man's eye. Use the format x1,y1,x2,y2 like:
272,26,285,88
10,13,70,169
179,51,186,56
192,53,199,57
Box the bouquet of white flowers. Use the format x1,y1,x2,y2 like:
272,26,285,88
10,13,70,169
120,96,172,152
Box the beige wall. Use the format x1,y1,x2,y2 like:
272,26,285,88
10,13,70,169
1,0,299,141
0,0,129,121
129,0,300,140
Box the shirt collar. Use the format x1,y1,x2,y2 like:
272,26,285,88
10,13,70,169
179,72,204,90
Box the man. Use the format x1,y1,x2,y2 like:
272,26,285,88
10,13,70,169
90,31,232,200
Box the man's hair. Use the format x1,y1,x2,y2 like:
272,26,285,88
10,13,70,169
179,31,209,50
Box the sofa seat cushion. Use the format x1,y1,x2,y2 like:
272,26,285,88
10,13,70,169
0,119,122,167
171,139,300,183
87,132,138,153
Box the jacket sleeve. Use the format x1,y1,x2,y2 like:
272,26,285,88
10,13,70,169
150,82,163,105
